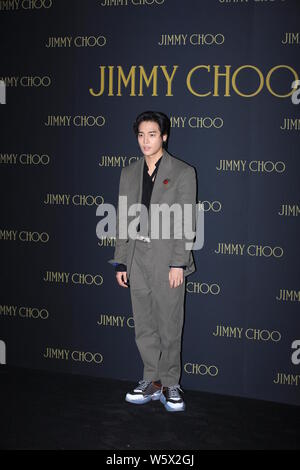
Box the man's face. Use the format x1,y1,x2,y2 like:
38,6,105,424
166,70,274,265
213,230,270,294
137,120,167,159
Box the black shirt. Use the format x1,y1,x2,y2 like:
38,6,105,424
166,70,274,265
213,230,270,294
136,154,162,235
115,155,186,272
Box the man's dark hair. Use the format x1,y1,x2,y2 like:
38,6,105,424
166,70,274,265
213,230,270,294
133,111,171,148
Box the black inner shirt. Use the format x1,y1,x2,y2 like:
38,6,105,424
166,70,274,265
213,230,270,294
137,155,163,234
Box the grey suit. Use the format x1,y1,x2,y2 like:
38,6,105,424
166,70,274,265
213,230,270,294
108,148,197,386
109,149,197,280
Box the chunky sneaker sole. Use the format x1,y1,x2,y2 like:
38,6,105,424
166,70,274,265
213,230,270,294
160,393,186,412
160,385,186,412
125,381,162,405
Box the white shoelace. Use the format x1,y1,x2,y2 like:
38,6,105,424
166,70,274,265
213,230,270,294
138,379,152,391
168,384,184,399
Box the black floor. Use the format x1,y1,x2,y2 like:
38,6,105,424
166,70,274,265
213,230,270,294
1,366,299,450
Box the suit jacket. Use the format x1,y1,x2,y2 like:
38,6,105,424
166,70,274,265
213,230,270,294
108,148,197,282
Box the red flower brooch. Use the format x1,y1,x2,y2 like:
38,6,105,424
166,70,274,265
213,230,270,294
163,178,170,185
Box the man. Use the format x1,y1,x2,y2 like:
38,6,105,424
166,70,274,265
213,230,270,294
108,111,197,412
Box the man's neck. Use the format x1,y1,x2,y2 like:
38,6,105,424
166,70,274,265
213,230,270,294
144,150,163,172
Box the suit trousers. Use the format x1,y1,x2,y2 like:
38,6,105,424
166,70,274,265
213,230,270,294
129,238,186,387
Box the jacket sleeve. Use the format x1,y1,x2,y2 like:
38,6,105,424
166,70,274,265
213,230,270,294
108,168,129,268
169,166,197,267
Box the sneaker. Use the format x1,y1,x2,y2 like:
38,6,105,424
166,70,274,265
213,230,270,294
160,384,185,412
125,379,162,404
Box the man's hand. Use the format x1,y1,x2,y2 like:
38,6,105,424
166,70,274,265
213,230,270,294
169,267,184,288
116,271,129,288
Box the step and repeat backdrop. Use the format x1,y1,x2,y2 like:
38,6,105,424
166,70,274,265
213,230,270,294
0,0,299,407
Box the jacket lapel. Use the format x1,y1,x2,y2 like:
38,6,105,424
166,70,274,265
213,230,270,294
137,156,145,205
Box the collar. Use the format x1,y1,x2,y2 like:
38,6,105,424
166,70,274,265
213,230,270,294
144,154,163,173
155,154,163,168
